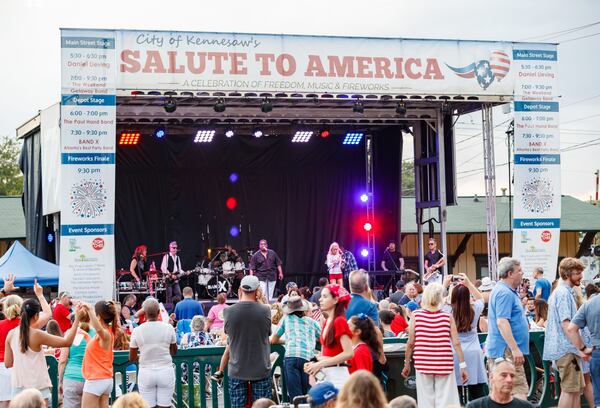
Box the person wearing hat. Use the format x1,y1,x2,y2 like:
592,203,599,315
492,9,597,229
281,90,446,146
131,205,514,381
280,282,299,305
53,291,73,333
479,277,496,304
271,295,321,400
308,381,338,408
223,275,272,408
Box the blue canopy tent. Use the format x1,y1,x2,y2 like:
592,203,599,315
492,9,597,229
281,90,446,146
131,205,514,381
0,241,59,287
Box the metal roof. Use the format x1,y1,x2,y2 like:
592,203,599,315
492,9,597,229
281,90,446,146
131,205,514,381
401,195,600,233
0,197,25,239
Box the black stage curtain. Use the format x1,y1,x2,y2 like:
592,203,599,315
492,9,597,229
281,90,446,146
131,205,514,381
115,128,401,283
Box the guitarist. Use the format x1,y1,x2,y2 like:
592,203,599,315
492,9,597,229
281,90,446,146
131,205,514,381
423,238,445,285
161,241,183,306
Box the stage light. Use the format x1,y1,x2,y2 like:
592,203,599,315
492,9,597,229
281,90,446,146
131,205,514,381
343,132,364,145
396,102,407,116
353,100,364,114
360,248,369,257
363,222,373,232
292,131,313,143
320,130,330,138
254,129,263,138
214,98,226,113
229,172,239,183
164,98,177,113
226,197,237,210
154,127,166,139
119,132,141,145
225,129,235,138
194,130,216,143
360,193,369,203
261,98,273,113
230,226,240,237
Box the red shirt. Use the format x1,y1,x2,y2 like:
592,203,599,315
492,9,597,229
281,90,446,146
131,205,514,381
320,316,352,357
53,303,72,333
391,314,408,335
0,318,20,363
349,343,373,374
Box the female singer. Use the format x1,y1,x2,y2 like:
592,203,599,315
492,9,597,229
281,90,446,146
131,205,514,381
129,245,147,283
325,242,344,285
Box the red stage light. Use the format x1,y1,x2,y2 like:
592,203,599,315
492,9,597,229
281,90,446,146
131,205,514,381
119,132,140,145
226,197,237,210
320,130,330,138
363,222,373,232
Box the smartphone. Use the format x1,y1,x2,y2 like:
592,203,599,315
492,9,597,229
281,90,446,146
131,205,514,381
314,371,326,382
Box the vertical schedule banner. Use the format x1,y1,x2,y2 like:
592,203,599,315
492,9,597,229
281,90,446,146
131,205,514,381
512,44,560,280
60,29,116,302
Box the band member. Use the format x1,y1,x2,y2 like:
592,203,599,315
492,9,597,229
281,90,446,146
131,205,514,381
423,238,445,284
381,241,405,294
129,245,148,282
325,242,345,285
161,241,183,305
249,239,283,302
339,245,358,278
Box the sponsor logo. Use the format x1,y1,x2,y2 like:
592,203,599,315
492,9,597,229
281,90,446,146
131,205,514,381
541,230,552,243
68,238,80,252
92,237,105,250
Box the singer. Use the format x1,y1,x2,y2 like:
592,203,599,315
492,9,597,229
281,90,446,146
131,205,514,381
129,245,148,282
325,242,344,285
249,239,283,302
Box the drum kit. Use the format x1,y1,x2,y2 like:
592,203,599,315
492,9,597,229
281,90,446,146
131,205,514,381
116,246,252,300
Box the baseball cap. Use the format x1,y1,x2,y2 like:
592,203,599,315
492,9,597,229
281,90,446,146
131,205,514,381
396,280,406,289
240,275,260,292
406,300,420,312
308,381,338,405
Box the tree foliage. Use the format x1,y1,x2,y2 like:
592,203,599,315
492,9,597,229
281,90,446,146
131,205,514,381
402,160,415,196
0,136,23,196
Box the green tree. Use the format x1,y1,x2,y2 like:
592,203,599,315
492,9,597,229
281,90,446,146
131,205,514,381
0,136,23,196
402,160,415,196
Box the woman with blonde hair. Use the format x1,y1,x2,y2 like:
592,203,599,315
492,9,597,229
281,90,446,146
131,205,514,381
325,242,344,285
337,370,387,408
402,283,468,407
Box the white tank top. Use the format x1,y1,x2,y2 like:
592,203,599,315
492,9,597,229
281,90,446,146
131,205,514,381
8,327,52,389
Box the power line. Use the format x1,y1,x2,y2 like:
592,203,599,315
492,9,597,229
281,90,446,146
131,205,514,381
562,93,600,108
562,113,600,125
521,21,600,41
561,31,600,43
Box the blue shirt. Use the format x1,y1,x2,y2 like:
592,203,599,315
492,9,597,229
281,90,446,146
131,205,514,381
346,293,379,325
485,281,530,358
174,298,203,321
543,282,578,361
534,278,551,301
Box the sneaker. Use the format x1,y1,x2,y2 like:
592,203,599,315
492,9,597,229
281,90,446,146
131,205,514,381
210,370,224,383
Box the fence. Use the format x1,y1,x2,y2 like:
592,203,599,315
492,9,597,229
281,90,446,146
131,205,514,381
46,331,562,408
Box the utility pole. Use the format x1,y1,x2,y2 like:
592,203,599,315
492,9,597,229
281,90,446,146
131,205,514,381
595,170,599,206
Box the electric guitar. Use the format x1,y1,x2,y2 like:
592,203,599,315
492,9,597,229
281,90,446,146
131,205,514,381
165,268,197,285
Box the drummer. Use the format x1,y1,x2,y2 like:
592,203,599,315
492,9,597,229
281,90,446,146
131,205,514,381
130,245,148,282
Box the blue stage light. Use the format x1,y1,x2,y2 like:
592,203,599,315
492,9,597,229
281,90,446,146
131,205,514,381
360,248,369,257
154,127,166,139
343,132,364,145
229,173,238,183
47,233,54,243
230,226,240,237
360,193,368,203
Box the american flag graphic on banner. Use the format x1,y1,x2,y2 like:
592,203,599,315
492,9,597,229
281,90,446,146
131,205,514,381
446,50,511,89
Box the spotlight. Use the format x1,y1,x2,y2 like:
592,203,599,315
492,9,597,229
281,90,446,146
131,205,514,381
396,102,407,116
320,130,330,138
254,129,263,138
119,132,141,145
353,100,364,114
363,222,373,232
225,129,235,138
226,197,237,210
229,172,239,183
164,98,177,113
292,131,313,143
360,194,369,203
343,132,364,145
214,98,226,113
229,226,240,237
47,233,54,243
194,130,215,143
360,248,369,257
153,127,166,139
260,98,273,113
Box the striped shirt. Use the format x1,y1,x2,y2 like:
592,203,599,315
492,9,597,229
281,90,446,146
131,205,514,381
412,309,454,375
276,315,321,361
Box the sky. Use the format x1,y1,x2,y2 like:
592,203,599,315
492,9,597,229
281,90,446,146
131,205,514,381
1,0,599,200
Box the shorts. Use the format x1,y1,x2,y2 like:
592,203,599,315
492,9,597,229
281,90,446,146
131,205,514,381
83,378,113,397
0,363,12,401
62,379,84,408
556,353,584,393
138,365,176,407
12,386,51,400
488,348,529,396
329,273,343,280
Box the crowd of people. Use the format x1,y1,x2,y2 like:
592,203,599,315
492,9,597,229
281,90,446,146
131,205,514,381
0,255,599,408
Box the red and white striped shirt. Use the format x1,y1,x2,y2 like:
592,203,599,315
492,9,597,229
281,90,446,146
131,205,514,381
412,309,454,375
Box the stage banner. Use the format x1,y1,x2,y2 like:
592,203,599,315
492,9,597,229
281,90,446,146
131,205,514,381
511,44,560,280
113,30,517,97
59,29,117,302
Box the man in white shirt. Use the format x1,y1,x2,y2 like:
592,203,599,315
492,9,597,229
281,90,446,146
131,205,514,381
129,298,177,408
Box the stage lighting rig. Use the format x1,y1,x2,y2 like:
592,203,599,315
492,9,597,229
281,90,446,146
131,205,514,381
396,102,407,116
343,132,364,145
225,129,235,138
352,100,364,114
260,98,273,113
253,129,264,138
153,126,166,139
194,130,215,143
214,98,226,113
291,131,313,143
163,98,177,113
